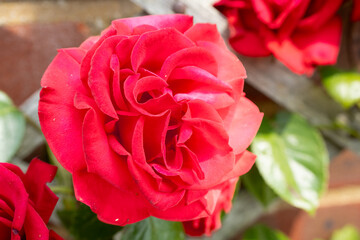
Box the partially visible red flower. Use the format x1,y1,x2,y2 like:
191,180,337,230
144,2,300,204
214,0,343,75
0,158,62,240
353,0,360,21
182,178,238,236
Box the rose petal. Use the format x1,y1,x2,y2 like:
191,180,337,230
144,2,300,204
82,108,135,191
221,151,256,181
0,164,28,236
131,116,164,180
23,159,58,224
148,194,209,222
142,112,170,161
250,0,307,34
169,66,232,93
219,95,263,155
110,54,128,110
182,118,235,189
0,199,14,220
293,17,342,66
185,23,227,48
214,0,248,8
197,41,247,82
113,114,140,154
127,157,186,210
0,219,11,239
160,47,218,79
297,0,343,31
60,48,86,64
229,29,272,56
115,36,139,69
131,28,195,73
124,74,181,116
112,14,193,34
187,100,223,124
49,230,64,240
23,204,49,240
73,170,149,225
80,36,100,50
183,178,238,236
80,27,117,87
39,51,87,173
266,17,341,75
88,35,128,119
353,0,360,21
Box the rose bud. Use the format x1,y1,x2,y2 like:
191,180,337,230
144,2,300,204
39,14,263,227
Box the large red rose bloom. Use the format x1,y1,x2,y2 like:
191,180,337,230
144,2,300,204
214,0,343,75
39,14,263,226
0,159,62,240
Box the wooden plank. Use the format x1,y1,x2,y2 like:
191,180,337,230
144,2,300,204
130,0,360,154
131,0,227,34
0,0,142,25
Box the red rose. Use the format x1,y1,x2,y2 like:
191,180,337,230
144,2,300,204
214,0,343,75
0,159,62,240
353,0,360,21
39,14,262,226
182,178,238,236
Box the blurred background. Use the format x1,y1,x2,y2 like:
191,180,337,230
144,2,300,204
0,0,359,240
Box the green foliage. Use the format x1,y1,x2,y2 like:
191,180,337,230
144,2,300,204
47,146,73,189
58,203,122,240
251,112,328,213
243,224,289,240
331,225,360,240
320,66,360,109
242,165,277,207
0,91,25,162
122,217,185,240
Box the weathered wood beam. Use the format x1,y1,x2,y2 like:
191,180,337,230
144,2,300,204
0,0,142,25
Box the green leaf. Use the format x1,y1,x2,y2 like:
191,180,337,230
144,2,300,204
251,112,328,213
243,224,289,240
58,203,122,240
242,165,277,207
331,225,360,240
122,217,185,240
0,91,25,162
320,66,360,109
47,146,73,189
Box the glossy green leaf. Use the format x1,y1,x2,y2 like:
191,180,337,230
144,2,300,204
58,203,122,240
242,165,277,207
331,225,360,240
321,66,360,109
0,91,25,162
243,224,289,240
122,217,185,240
47,146,72,189
251,112,328,213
